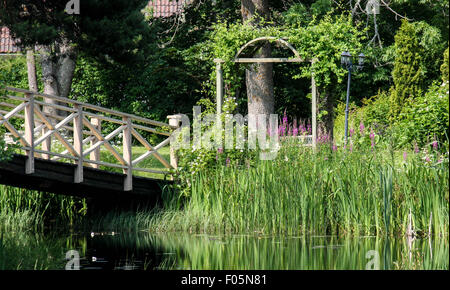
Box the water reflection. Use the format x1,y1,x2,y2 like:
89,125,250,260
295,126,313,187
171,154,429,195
0,231,448,270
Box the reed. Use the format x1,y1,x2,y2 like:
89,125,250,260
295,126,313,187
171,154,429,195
148,140,449,237
0,184,87,232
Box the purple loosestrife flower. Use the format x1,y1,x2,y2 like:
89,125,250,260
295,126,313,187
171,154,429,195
349,143,353,152
293,126,298,137
283,110,288,126
218,147,223,154
432,139,438,151
349,128,354,138
307,121,311,135
403,151,407,161
414,142,420,154
299,124,306,135
332,144,337,152
359,121,365,135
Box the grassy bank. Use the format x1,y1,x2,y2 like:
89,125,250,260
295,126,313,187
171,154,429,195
142,140,449,237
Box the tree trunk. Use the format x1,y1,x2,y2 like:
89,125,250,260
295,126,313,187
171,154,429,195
317,89,334,142
241,0,274,117
26,49,38,92
39,40,77,116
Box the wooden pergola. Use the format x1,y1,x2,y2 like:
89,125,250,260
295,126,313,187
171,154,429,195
213,37,317,148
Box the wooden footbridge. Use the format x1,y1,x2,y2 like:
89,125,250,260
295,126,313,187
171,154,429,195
0,87,182,199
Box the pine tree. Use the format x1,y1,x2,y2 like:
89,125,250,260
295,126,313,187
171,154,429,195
390,20,423,119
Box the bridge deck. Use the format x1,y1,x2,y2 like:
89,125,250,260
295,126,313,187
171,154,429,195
0,154,171,200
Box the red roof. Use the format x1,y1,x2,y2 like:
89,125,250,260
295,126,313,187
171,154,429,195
0,26,20,53
0,1,188,53
149,0,188,18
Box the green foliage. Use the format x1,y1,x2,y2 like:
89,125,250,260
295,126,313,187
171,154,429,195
0,0,153,64
0,56,36,90
287,14,365,89
396,80,449,147
390,20,424,119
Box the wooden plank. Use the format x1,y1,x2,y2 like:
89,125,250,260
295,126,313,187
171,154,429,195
82,117,126,165
234,57,304,63
24,93,34,174
34,107,78,157
131,128,171,168
89,118,101,169
82,159,128,169
123,117,133,191
133,167,170,175
6,87,174,128
34,112,76,146
34,99,77,113
52,136,93,161
82,125,125,157
132,123,171,136
0,102,26,126
34,148,78,160
73,105,83,183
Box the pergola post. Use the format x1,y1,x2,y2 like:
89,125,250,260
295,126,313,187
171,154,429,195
311,60,317,149
216,61,223,115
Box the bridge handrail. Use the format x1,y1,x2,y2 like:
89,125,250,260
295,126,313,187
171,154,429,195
0,86,180,191
5,87,176,130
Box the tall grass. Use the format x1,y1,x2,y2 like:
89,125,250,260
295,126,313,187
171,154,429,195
0,185,87,232
147,140,449,237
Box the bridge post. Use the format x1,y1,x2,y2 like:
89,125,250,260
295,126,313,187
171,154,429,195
73,104,83,183
90,117,101,168
123,117,133,191
167,114,182,170
24,93,34,174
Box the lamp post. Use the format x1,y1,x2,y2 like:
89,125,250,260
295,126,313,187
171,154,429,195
341,51,365,145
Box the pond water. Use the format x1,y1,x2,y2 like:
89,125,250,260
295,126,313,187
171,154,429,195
0,231,448,270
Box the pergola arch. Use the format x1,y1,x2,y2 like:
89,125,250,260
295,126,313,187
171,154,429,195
234,36,303,61
213,37,317,148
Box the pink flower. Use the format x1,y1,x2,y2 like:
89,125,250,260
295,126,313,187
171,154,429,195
349,143,353,152
217,147,223,154
403,151,407,161
349,128,354,137
414,142,420,154
432,139,438,151
282,110,288,126
332,144,337,152
359,121,365,134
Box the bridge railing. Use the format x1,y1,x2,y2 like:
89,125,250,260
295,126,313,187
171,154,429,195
0,86,179,191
